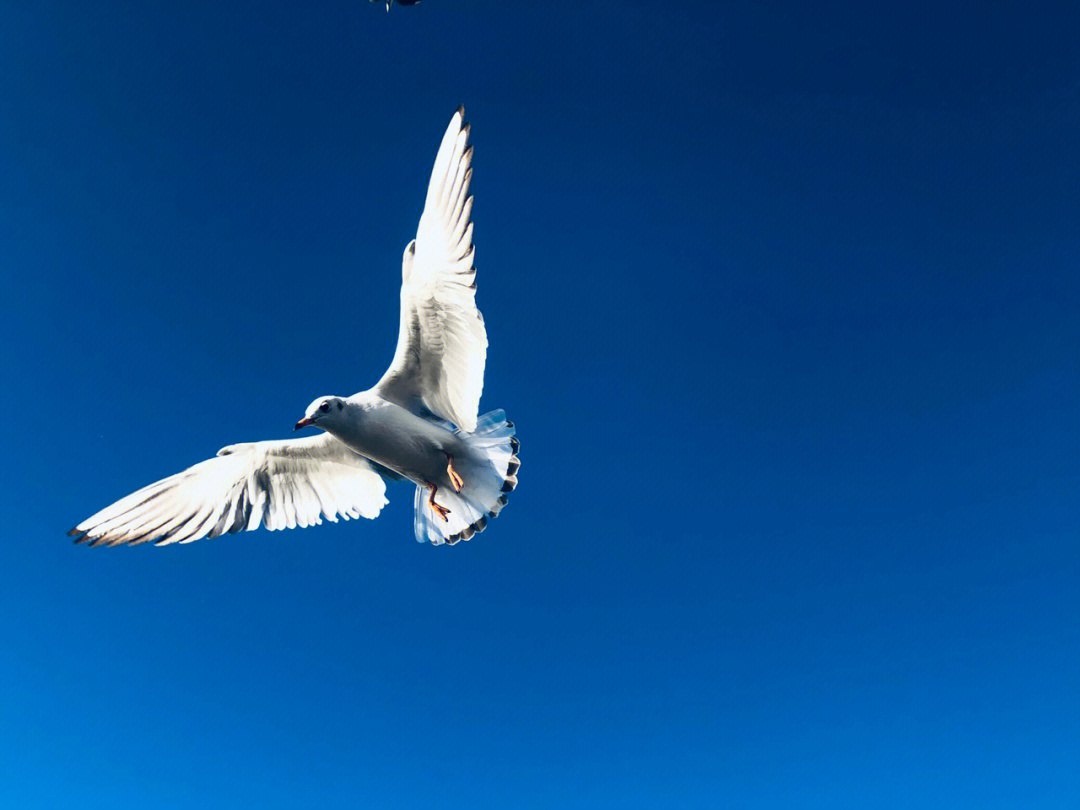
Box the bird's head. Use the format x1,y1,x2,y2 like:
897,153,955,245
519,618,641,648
295,396,346,431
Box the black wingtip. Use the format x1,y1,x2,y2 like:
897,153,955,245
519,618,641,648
456,103,465,118
69,526,94,545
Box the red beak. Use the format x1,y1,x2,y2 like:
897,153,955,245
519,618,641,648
294,417,314,431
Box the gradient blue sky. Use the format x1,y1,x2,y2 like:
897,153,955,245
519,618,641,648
2,2,1079,807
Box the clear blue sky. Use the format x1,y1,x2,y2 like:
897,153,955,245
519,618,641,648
2,2,1079,807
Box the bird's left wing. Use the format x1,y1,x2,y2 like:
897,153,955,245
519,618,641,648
374,107,488,432
69,434,388,546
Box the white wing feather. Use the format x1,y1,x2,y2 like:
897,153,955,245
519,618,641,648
69,434,388,546
375,107,488,431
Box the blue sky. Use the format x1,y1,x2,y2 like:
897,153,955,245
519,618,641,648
2,1,1079,807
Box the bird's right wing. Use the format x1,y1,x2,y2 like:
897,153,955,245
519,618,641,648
69,434,388,546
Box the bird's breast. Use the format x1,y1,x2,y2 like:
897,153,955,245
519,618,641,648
334,401,453,484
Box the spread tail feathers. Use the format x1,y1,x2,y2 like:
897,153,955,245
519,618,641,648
414,410,519,545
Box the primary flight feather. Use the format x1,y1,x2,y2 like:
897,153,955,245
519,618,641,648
70,107,519,548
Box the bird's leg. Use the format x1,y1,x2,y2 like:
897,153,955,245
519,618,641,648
444,453,464,492
426,482,451,522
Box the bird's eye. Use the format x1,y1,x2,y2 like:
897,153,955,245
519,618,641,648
319,402,331,413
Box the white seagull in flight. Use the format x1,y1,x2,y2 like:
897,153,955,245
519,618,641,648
70,107,519,548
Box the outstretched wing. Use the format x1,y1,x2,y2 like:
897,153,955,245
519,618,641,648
69,434,388,547
374,106,487,432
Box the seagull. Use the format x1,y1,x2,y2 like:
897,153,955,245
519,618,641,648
69,107,519,548
372,0,420,10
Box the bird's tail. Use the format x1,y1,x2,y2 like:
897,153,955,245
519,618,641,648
413,409,519,545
